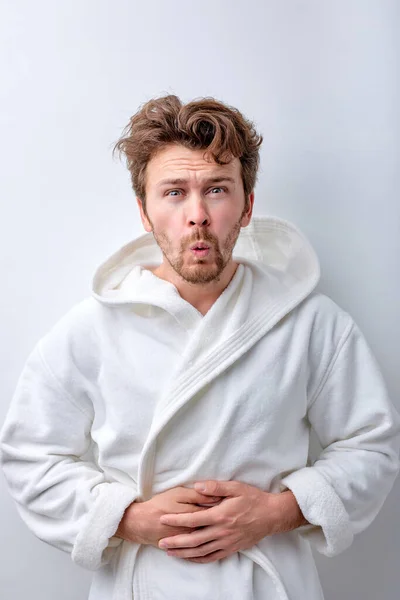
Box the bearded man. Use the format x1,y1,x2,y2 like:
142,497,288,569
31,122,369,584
1,94,399,600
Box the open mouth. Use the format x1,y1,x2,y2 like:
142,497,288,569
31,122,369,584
190,243,211,257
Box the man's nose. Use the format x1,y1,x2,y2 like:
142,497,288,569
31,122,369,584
187,197,210,227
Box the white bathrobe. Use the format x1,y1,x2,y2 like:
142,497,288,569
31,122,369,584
1,216,399,600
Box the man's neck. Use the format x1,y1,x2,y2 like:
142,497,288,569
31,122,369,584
149,260,239,316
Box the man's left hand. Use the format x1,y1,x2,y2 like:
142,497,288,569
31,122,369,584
158,480,300,563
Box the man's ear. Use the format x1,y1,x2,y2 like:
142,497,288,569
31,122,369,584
136,197,152,232
240,191,255,227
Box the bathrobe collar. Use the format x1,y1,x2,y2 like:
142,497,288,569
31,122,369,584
91,215,321,322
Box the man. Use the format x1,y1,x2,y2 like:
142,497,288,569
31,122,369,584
1,94,399,600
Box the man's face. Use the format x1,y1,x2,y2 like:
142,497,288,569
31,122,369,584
137,144,254,285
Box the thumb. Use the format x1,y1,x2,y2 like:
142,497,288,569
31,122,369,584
194,480,239,496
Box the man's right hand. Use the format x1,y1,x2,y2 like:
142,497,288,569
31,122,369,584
115,486,223,547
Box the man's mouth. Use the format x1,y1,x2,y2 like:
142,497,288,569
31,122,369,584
190,242,211,257
190,243,210,250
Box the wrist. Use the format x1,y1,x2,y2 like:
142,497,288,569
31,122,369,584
269,490,309,535
115,501,144,543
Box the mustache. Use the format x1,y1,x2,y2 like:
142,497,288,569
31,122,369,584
183,230,217,248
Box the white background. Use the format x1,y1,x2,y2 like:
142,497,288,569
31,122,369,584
0,1,399,598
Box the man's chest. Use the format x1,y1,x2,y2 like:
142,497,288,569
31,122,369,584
89,310,311,484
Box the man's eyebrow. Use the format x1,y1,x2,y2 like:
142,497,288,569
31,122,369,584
156,176,236,188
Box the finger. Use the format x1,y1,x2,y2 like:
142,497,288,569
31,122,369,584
159,526,219,550
164,526,201,536
178,488,222,505
160,506,219,528
194,480,241,497
166,540,223,559
188,501,221,512
186,549,230,563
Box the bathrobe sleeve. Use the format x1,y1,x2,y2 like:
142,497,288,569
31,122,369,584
0,340,138,571
280,317,400,557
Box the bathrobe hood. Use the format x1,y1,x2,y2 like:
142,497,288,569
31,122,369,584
92,215,321,311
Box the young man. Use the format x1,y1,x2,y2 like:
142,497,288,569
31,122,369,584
1,94,399,600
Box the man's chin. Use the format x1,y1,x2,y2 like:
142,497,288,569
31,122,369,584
176,263,221,284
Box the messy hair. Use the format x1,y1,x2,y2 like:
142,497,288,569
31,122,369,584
112,94,263,213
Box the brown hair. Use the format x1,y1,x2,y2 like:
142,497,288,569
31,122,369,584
112,94,263,214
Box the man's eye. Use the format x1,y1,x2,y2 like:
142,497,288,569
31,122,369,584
166,187,225,197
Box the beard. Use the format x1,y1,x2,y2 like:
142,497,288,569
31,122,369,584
150,212,245,285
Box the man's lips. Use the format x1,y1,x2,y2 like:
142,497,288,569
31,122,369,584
189,242,212,258
190,247,211,257
189,242,211,250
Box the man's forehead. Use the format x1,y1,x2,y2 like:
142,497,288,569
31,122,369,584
147,147,240,187
155,174,237,188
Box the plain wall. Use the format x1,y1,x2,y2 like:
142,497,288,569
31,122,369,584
0,1,399,598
